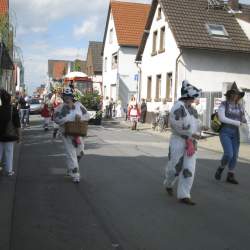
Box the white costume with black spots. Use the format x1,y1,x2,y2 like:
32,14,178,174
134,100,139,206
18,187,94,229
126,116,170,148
163,100,201,199
54,101,90,180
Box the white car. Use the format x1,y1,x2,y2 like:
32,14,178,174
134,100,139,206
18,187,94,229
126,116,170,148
30,99,42,114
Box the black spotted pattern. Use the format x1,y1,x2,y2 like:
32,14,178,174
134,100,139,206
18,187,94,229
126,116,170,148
174,105,187,121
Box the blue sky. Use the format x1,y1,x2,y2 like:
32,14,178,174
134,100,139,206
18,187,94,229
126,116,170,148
10,0,250,94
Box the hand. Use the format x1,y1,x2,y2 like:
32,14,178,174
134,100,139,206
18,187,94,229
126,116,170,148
186,139,195,157
17,137,22,144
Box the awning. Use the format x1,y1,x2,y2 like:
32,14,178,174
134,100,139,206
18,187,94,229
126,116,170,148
0,42,14,70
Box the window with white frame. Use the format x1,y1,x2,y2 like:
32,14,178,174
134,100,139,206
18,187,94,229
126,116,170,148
159,27,165,52
166,72,173,100
152,31,158,55
147,76,152,101
112,53,118,69
207,24,229,38
156,75,161,101
109,28,113,44
104,57,107,72
157,7,162,20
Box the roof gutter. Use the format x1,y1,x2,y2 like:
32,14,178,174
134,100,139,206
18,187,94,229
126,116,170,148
174,49,183,101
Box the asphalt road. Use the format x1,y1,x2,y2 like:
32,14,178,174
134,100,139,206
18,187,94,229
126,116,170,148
5,117,250,250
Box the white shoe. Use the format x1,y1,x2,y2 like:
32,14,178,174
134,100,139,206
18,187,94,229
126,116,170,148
72,175,80,183
72,168,80,183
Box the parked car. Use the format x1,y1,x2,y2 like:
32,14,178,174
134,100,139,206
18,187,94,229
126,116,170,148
30,98,43,114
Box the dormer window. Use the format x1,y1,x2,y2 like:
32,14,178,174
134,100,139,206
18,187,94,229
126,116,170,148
207,24,229,38
157,7,162,20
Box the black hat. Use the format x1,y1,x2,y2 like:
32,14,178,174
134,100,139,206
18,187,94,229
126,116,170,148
225,82,245,98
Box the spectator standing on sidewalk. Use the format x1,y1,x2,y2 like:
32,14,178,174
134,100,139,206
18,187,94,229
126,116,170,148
140,99,147,123
103,97,110,118
0,89,21,176
41,104,51,131
109,98,114,118
116,100,123,118
163,80,202,206
128,104,140,130
18,93,29,128
54,87,90,183
215,82,246,185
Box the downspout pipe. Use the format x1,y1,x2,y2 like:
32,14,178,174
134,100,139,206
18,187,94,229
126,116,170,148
135,60,142,103
116,48,120,102
174,49,183,101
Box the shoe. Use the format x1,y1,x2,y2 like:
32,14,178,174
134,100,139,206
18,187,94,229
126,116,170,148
226,172,239,185
166,188,174,196
215,167,224,180
179,198,196,206
72,176,80,183
72,168,80,183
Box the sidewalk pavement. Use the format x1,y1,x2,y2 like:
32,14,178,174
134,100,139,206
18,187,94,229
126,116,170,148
120,120,250,162
0,143,20,250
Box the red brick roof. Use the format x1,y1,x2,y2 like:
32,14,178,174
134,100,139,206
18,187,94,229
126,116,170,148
0,0,8,15
111,1,150,46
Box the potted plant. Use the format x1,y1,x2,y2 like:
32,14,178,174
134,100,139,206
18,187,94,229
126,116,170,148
78,91,103,125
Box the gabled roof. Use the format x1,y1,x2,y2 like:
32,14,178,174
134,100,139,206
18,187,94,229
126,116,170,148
87,41,103,73
136,0,250,61
102,1,150,52
0,0,8,15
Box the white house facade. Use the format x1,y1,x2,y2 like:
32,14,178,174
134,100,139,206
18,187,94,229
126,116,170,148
102,1,150,107
136,0,250,125
139,4,179,113
102,12,121,101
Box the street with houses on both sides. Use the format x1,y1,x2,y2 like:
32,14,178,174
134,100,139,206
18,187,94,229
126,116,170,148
1,115,250,250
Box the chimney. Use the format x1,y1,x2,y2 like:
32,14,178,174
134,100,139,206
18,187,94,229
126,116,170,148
228,0,239,11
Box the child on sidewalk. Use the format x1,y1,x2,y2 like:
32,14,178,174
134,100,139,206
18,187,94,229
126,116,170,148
41,104,51,131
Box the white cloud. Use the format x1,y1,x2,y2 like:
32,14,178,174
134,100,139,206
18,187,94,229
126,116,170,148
74,18,98,38
11,0,107,35
30,27,48,33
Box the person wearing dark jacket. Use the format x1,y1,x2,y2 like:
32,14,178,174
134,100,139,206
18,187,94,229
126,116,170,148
0,89,21,176
140,99,147,123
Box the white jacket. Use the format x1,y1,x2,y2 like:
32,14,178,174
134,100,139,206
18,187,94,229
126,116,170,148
54,101,90,126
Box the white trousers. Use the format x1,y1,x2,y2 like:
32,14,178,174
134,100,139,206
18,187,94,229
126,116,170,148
0,142,14,173
62,136,84,172
163,135,196,199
